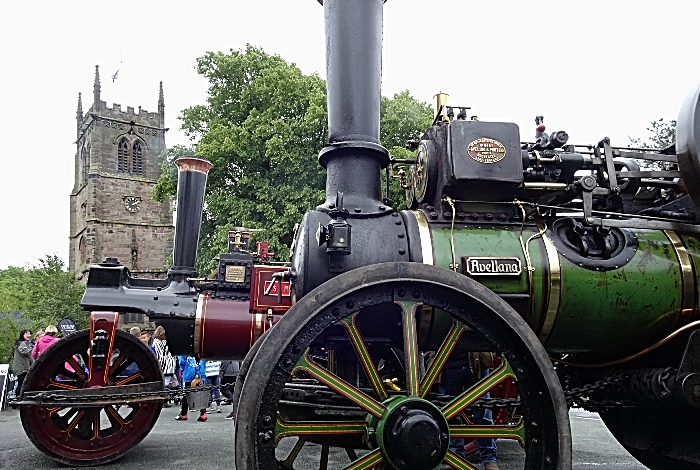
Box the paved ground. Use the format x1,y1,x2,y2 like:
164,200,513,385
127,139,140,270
0,406,646,469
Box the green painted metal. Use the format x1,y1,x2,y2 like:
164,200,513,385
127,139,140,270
372,395,448,469
274,417,367,445
450,417,526,445
420,320,467,398
429,225,548,333
441,357,516,420
545,229,682,354
292,351,386,418
680,234,700,315
395,299,422,397
339,315,388,401
425,224,700,358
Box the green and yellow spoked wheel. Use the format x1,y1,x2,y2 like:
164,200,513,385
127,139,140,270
235,263,571,470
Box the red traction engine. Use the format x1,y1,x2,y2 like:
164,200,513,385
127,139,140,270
15,156,293,465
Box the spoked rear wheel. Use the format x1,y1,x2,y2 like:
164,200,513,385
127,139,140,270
19,330,163,466
235,262,571,470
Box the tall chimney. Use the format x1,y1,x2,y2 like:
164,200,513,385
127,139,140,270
169,157,213,276
319,0,390,215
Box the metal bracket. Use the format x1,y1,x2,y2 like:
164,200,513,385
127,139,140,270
87,312,119,387
676,330,700,408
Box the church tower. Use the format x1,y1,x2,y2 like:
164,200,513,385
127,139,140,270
69,66,174,282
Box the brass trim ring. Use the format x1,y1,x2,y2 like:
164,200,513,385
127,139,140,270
664,230,696,324
412,210,434,265
193,293,207,355
538,233,562,343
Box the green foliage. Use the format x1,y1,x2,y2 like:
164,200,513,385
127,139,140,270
152,144,196,203
380,91,434,210
177,45,328,272
629,118,676,150
629,118,677,171
0,256,86,364
154,46,432,273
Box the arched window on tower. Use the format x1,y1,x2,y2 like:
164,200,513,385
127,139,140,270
81,145,90,184
132,140,143,175
118,138,130,173
79,236,86,264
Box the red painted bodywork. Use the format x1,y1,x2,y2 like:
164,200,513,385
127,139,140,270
196,296,283,360
87,312,119,387
250,265,292,314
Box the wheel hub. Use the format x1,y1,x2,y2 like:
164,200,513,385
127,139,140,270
377,397,449,470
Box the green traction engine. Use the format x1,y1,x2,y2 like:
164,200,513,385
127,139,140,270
13,0,700,469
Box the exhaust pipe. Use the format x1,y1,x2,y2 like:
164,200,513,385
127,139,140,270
169,157,213,277
319,0,390,214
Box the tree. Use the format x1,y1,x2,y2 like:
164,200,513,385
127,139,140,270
175,45,328,273
152,144,196,204
381,91,434,209
629,119,677,172
629,118,676,150
0,256,86,364
155,46,433,273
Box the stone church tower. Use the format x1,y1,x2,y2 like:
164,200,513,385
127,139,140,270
69,66,174,285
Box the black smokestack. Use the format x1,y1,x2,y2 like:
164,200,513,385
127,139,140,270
169,157,213,276
319,0,389,214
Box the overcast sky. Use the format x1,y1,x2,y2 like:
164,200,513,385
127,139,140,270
1,0,699,269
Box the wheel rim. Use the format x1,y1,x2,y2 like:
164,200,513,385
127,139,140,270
235,262,571,470
20,330,163,466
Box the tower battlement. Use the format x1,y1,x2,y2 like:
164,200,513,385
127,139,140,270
86,101,162,127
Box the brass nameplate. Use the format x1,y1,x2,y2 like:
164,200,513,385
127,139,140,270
467,138,506,164
225,265,246,283
464,257,522,276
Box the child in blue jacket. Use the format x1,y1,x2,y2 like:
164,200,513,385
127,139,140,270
176,356,208,421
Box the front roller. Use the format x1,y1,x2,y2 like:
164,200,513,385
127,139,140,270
18,313,163,466
235,262,571,470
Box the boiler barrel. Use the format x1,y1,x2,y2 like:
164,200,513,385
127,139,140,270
193,294,283,360
404,210,700,359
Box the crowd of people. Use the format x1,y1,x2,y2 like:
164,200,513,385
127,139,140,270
11,325,58,395
125,325,240,423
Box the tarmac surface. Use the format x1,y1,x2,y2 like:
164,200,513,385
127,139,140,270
0,405,647,469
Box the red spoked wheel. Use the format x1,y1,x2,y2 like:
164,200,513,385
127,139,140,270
19,330,163,466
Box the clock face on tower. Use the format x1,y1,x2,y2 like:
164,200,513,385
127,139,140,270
123,196,141,212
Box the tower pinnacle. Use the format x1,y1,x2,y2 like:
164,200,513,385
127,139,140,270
93,65,101,111
158,81,165,126
77,93,83,137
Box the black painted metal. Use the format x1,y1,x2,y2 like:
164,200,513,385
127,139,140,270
547,218,638,271
601,407,700,469
381,400,449,470
80,265,197,354
325,0,382,145
170,157,212,276
318,0,389,214
290,210,410,298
